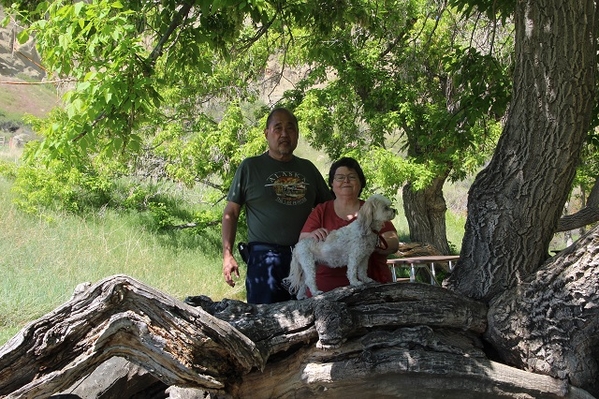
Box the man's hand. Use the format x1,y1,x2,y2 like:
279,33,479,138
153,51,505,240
222,201,242,287
223,255,240,287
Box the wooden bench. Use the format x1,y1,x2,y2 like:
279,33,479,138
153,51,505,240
387,255,460,285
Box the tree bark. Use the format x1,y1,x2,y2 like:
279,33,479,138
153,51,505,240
0,275,263,398
486,223,599,396
1,275,592,399
556,177,599,232
446,0,598,302
402,173,451,255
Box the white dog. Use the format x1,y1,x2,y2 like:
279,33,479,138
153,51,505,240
284,194,397,299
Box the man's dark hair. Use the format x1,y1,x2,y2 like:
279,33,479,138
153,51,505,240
328,157,367,198
265,107,298,130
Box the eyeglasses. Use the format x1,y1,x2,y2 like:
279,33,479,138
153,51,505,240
333,174,359,182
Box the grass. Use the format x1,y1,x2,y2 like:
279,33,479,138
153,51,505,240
0,176,247,345
0,75,59,122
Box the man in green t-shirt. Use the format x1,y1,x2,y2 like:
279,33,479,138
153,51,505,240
221,108,332,304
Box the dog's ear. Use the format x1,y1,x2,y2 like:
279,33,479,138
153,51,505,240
358,198,375,235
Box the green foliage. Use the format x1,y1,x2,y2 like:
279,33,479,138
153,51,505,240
295,86,358,160
441,47,511,145
4,0,511,235
158,103,266,189
343,146,435,200
6,0,279,215
12,158,103,214
21,0,159,163
448,0,515,20
287,0,511,191
573,139,599,199
0,159,17,179
11,138,225,231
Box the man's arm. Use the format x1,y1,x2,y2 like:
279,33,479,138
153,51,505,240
375,230,400,255
222,201,242,287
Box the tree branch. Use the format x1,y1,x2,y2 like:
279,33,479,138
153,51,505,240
556,176,599,232
2,275,590,398
487,224,599,393
147,2,193,69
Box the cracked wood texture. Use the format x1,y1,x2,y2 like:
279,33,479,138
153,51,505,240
446,0,597,302
0,275,594,398
487,224,599,395
0,275,262,398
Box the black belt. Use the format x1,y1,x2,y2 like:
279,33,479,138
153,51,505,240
249,242,294,253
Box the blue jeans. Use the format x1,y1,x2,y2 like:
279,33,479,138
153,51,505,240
246,243,295,304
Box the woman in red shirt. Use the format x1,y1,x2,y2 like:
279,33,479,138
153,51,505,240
299,157,399,296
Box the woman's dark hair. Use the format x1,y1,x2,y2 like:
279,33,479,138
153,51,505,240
328,157,367,198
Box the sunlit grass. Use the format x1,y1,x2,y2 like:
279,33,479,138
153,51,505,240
0,177,246,345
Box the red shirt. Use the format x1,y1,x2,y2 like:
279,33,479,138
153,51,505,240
301,200,396,296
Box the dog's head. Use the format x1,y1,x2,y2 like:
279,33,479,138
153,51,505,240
357,194,397,234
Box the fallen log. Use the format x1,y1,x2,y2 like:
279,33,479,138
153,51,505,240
0,275,592,398
0,275,262,398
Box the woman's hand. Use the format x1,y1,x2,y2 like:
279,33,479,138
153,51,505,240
300,228,329,242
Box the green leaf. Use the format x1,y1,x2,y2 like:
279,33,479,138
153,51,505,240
16,30,29,44
73,2,84,16
128,134,142,152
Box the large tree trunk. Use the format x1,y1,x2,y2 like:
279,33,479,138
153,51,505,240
486,224,599,396
1,275,593,399
445,0,598,302
403,173,451,255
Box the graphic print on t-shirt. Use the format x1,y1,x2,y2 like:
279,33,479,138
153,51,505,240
265,171,309,206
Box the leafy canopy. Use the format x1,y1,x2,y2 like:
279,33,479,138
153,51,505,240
2,0,512,219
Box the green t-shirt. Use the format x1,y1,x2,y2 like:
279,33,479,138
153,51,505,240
227,153,333,246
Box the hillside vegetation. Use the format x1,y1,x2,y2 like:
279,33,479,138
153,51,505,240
0,175,248,345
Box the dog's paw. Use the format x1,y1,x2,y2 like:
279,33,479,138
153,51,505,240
296,291,308,300
361,277,375,284
348,280,364,286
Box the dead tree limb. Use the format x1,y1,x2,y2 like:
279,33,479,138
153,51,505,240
556,176,599,232
0,275,262,398
0,275,593,398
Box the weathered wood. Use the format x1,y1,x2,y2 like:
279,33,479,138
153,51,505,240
0,275,593,398
556,175,599,231
396,241,443,257
487,224,599,395
235,340,589,399
189,282,488,356
0,275,263,398
447,0,597,303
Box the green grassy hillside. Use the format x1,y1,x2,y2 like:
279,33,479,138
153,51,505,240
0,175,245,345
